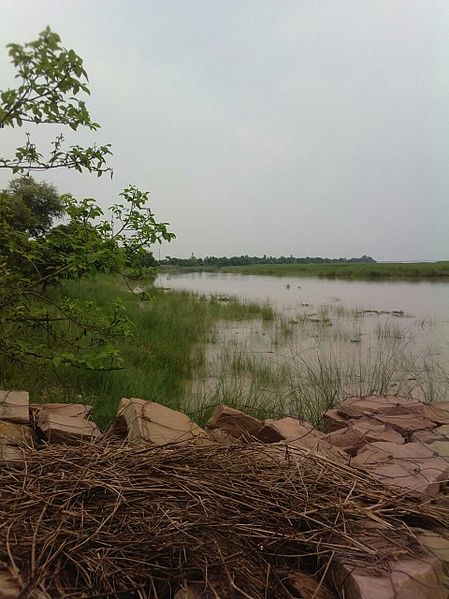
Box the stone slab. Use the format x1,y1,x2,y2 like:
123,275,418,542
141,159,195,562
332,553,447,599
30,403,92,419
352,441,449,496
337,396,420,419
0,390,29,424
37,413,100,445
111,398,204,445
0,422,34,465
206,405,262,439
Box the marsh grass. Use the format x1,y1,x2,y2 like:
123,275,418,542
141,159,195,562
375,320,404,340
0,275,276,428
3,273,447,430
186,322,449,428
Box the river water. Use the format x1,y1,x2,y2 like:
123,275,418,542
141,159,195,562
156,271,449,321
155,272,449,412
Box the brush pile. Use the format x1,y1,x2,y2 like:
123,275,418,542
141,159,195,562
1,393,449,598
1,440,448,598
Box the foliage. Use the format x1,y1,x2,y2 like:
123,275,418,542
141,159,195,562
0,29,175,374
0,183,174,370
0,275,274,427
161,254,376,268
0,27,111,175
0,176,63,236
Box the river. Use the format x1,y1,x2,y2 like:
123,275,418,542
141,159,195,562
155,271,449,413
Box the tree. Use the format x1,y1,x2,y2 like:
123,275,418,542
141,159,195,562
0,29,175,372
0,27,111,176
0,176,63,237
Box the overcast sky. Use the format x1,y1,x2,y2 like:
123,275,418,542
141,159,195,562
0,1,448,260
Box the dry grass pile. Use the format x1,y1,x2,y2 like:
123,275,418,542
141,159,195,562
0,441,448,598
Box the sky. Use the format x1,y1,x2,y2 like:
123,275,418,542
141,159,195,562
0,0,448,261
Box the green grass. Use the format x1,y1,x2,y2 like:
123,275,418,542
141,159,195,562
219,261,449,279
2,272,447,433
0,274,275,429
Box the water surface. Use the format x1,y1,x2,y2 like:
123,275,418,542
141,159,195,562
155,272,449,411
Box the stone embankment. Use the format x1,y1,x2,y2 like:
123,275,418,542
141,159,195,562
1,390,449,598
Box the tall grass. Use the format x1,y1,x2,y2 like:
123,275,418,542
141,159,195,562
0,275,275,428
184,329,449,429
2,273,447,431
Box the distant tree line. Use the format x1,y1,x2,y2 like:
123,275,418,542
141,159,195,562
160,254,376,267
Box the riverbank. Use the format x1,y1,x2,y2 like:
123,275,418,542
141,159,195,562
222,261,449,278
0,274,274,428
160,262,449,279
3,271,448,432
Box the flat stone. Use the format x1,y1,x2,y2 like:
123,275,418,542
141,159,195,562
415,530,449,577
373,413,437,436
352,441,449,496
206,405,262,439
337,396,420,419
286,436,347,464
37,413,100,445
255,417,346,461
0,422,34,465
285,571,335,598
0,390,29,424
0,569,20,599
332,552,447,599
412,429,445,445
325,419,404,456
322,409,348,433
256,417,318,443
411,402,449,426
111,398,204,445
30,403,92,419
436,424,449,437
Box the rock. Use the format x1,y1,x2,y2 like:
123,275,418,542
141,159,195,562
206,405,262,439
255,417,345,461
206,428,236,444
36,413,100,445
436,424,449,437
412,430,445,445
111,398,204,445
427,440,449,460
256,417,318,443
331,552,447,599
174,584,214,598
285,571,336,598
337,396,420,419
415,530,449,577
0,390,29,424
0,422,34,465
352,441,449,496
325,417,404,456
0,569,20,599
322,409,348,433
414,437,449,461
30,403,92,419
325,426,361,455
372,413,436,436
411,402,449,426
